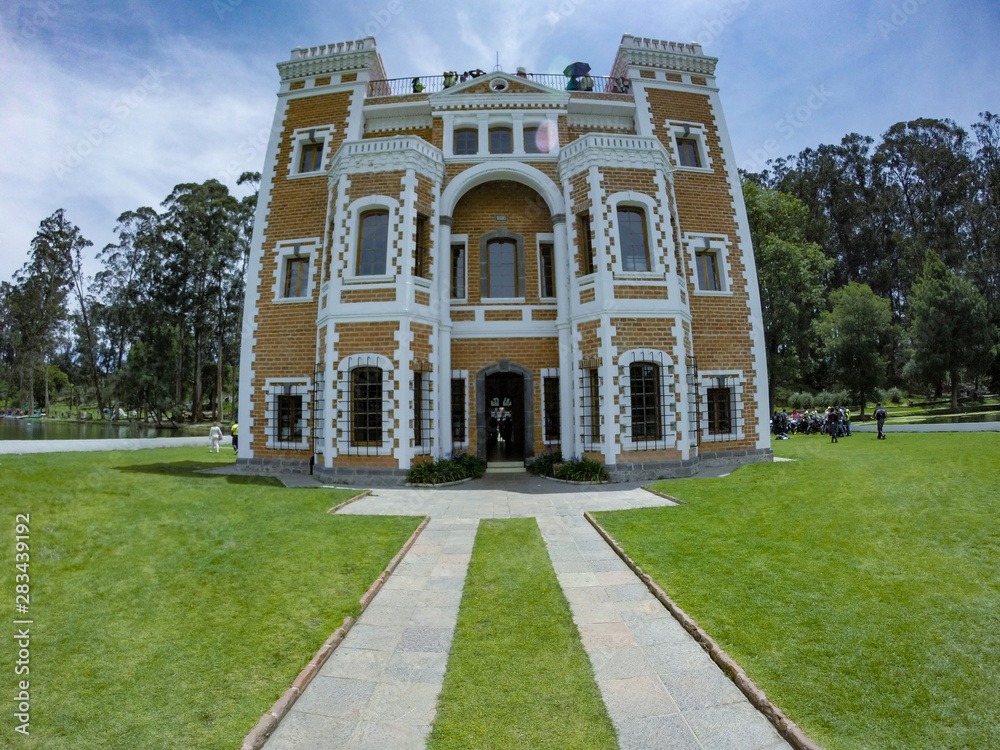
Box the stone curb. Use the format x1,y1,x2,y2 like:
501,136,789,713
539,475,610,485
327,489,372,514
640,485,687,504
405,476,477,488
238,514,431,750
583,512,823,750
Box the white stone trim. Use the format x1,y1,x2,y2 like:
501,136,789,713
439,161,563,216
286,125,337,179
271,237,321,303
263,378,313,451
665,121,714,172
618,349,676,452
336,353,395,457
683,232,734,295
238,96,289,459
699,370,746,442
440,110,561,159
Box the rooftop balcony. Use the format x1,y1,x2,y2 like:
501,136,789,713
366,73,631,99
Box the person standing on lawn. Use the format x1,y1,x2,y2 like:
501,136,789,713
231,421,239,454
827,406,840,443
874,403,887,439
209,422,223,453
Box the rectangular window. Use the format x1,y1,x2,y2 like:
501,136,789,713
676,138,702,168
454,128,477,155
277,394,302,442
284,256,308,298
489,127,513,154
588,369,600,442
299,142,324,173
707,387,732,434
578,213,596,275
630,363,661,440
357,210,389,276
414,371,425,446
451,378,466,445
524,126,544,154
451,244,466,299
617,207,650,272
543,376,560,442
487,239,519,298
415,214,430,279
695,250,721,291
539,242,556,298
351,367,383,446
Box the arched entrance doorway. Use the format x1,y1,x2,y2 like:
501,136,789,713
476,360,534,464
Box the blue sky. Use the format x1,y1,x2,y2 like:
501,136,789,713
1,0,998,283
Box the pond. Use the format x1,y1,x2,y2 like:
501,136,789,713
0,417,206,441
893,411,1000,425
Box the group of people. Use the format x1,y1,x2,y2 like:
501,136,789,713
771,404,889,442
208,421,238,454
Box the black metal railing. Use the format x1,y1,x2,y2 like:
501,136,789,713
367,74,631,98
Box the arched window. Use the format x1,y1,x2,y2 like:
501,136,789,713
617,207,650,272
351,366,383,446
357,210,388,276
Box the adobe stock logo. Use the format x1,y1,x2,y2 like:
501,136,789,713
742,85,834,173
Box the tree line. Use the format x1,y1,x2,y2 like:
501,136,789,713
0,173,259,424
744,113,1000,412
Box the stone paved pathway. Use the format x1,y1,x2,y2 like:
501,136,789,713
262,472,792,749
264,518,477,749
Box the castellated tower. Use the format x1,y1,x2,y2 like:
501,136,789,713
237,34,772,485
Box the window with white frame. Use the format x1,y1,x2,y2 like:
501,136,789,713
263,378,312,450
346,196,398,281
450,236,468,300
537,234,556,299
685,234,732,294
271,239,319,302
619,349,674,450
288,126,335,177
480,230,525,300
337,354,394,456
608,192,661,276
579,364,601,450
698,371,744,442
665,122,712,172
412,368,432,452
445,116,559,158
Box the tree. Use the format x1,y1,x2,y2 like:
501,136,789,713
906,250,996,409
743,178,831,407
816,282,894,414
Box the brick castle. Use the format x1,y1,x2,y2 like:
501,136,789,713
237,34,772,484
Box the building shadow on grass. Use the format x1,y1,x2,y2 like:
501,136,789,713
116,460,284,487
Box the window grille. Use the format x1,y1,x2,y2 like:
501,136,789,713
415,215,431,279
700,374,743,443
686,356,699,447
413,369,432,450
313,367,325,444
543,376,560,442
619,351,674,450
263,379,311,451
578,363,601,450
451,377,466,448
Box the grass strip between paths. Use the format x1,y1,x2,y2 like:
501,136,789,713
0,448,423,750
595,433,1000,750
428,518,617,750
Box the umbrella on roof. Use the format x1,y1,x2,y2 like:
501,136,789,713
563,62,591,78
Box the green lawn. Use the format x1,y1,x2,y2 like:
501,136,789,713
428,518,617,750
0,448,422,749
594,433,1000,750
